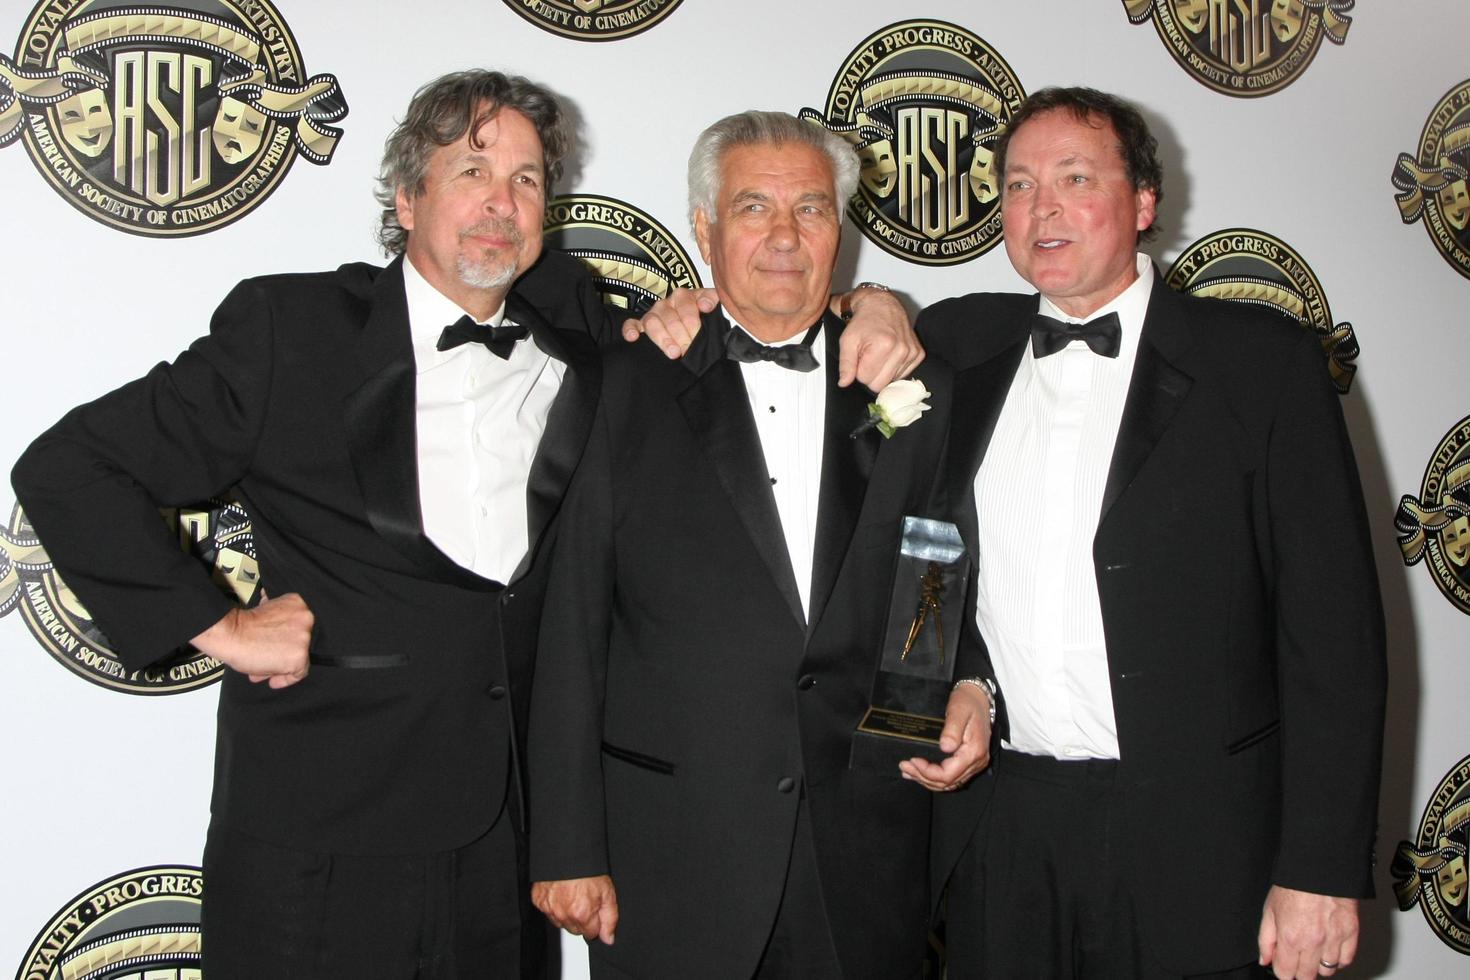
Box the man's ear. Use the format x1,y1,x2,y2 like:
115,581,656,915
693,208,712,264
1135,185,1157,235
395,186,415,233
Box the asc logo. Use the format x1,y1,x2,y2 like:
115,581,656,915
502,0,686,42
1396,417,1470,617
1392,78,1470,281
15,866,202,980
800,20,1025,266
1164,228,1360,393
1392,753,1470,955
543,194,702,313
0,0,347,236
1123,0,1353,97
0,499,260,693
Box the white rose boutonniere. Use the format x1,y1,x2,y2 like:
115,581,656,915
850,378,931,439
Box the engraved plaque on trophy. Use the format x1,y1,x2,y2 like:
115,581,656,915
851,516,971,769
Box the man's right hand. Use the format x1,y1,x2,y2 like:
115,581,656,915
898,684,992,791
622,288,717,358
191,592,313,689
532,875,619,944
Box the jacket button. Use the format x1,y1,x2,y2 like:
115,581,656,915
777,777,796,794
797,674,816,690
488,685,507,700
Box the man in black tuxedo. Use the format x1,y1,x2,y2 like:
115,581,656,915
902,88,1386,980
11,69,602,977
527,110,951,978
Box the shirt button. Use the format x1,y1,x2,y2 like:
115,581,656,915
488,685,507,700
479,503,490,516
797,674,816,690
776,777,796,794
768,405,777,413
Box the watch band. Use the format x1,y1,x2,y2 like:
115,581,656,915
953,676,998,725
839,281,891,320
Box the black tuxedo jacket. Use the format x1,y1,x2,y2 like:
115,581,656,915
528,310,953,978
12,250,608,855
920,277,1386,973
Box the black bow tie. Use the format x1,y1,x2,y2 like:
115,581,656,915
724,325,820,372
1030,311,1122,359
436,314,530,360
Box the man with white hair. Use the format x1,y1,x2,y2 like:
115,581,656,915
528,110,951,979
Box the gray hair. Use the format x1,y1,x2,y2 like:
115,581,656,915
375,70,568,255
687,110,859,229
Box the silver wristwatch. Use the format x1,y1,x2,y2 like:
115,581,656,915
953,676,998,725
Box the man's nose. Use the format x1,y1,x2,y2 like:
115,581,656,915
766,211,798,250
484,178,517,217
1030,184,1060,219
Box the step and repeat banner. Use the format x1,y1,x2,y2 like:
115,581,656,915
1,1,1466,976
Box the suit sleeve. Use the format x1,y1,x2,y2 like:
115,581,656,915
528,393,616,882
1265,329,1386,898
10,279,274,670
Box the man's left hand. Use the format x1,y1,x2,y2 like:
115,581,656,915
1258,885,1359,978
832,286,923,391
898,684,991,791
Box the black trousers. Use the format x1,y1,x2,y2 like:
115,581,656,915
201,802,550,979
590,796,842,980
944,749,1266,980
753,798,843,980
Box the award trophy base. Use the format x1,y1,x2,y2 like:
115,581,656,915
852,705,947,767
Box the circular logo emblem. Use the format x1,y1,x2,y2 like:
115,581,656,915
0,499,260,693
1395,417,1470,616
543,194,702,313
1392,753,1470,954
1123,0,1353,97
14,865,202,980
799,20,1025,265
1,0,347,236
1164,228,1360,393
501,0,686,41
1392,79,1470,281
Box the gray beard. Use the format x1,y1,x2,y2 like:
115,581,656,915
457,253,517,291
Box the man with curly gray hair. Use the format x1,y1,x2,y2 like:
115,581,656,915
16,68,605,978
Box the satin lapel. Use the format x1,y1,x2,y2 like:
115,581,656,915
807,314,876,634
1099,277,1196,524
938,339,1027,558
506,292,601,585
677,309,805,628
340,258,492,590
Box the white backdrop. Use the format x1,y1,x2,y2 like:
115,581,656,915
2,1,1466,976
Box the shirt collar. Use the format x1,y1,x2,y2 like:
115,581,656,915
1037,253,1153,361
403,256,507,363
726,313,827,369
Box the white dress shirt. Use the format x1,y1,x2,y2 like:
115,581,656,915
404,257,565,583
732,318,827,622
972,255,1154,759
